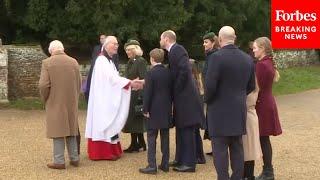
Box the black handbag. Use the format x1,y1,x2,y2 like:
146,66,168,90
134,95,144,117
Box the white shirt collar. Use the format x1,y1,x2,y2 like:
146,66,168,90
167,43,175,52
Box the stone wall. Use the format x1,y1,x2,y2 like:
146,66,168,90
6,45,47,100
274,50,319,69
0,40,8,102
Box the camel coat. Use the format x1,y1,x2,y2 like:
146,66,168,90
242,86,262,161
39,51,81,138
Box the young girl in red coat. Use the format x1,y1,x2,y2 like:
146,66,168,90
253,37,282,180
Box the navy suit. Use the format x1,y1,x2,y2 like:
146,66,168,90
143,64,172,168
205,44,255,180
168,43,205,168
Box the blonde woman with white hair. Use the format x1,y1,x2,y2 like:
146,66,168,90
122,39,148,153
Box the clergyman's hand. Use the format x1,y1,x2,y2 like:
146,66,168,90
131,78,144,90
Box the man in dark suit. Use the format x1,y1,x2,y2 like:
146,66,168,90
139,48,172,174
160,30,205,172
91,34,106,61
205,26,255,180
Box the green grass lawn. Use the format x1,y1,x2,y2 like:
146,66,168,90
273,65,320,95
1,65,319,110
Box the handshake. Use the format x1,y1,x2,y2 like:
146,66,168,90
130,78,145,91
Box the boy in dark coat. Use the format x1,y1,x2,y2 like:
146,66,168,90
139,48,172,174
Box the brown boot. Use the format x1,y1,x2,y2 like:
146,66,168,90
70,160,79,167
47,163,66,169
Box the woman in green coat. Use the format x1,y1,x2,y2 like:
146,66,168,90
122,40,147,153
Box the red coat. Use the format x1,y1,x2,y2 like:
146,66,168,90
255,56,282,136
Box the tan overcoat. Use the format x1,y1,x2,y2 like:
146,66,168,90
243,83,262,161
38,51,81,138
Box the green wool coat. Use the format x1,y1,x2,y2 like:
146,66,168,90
122,56,148,133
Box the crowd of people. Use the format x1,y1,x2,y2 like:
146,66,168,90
38,26,281,180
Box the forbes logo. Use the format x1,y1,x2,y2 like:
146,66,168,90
276,10,317,21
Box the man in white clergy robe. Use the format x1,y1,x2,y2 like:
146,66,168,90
85,36,141,160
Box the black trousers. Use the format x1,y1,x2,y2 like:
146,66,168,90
212,136,244,180
147,129,169,168
175,126,196,167
76,129,81,155
195,128,205,162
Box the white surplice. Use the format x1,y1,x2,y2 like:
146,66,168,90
85,55,131,144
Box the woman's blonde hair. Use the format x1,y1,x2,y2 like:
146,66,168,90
254,37,272,56
255,37,280,82
125,44,143,57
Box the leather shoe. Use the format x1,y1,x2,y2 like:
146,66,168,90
47,163,66,169
169,160,180,167
70,160,79,167
139,166,157,175
158,165,169,172
172,165,195,173
197,158,206,164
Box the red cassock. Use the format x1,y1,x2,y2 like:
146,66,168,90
255,56,282,136
87,139,122,160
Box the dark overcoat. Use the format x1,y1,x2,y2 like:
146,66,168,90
122,56,148,133
143,64,172,130
168,43,204,128
205,44,255,137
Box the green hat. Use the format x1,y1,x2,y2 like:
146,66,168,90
202,32,216,40
124,39,140,49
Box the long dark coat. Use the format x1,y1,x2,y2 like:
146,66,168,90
168,43,204,128
205,44,255,137
122,56,148,133
143,64,172,130
255,55,282,136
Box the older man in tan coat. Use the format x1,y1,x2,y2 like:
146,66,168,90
39,40,81,169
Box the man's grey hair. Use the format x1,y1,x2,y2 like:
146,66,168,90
161,30,176,43
101,36,117,51
48,40,64,53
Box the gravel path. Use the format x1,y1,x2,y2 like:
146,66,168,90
0,89,319,179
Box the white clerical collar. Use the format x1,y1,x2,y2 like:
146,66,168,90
153,63,162,66
167,43,175,52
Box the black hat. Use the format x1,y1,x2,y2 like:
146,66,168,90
202,32,216,40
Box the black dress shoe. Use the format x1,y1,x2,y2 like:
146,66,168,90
158,165,169,172
206,152,213,156
197,158,206,164
138,143,147,151
139,166,157,175
169,160,180,167
124,145,140,153
172,165,195,173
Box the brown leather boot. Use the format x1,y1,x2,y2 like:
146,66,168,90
47,163,66,169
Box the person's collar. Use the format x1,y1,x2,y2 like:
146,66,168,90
167,43,175,52
104,51,113,60
153,63,162,66
221,44,236,49
51,50,65,56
